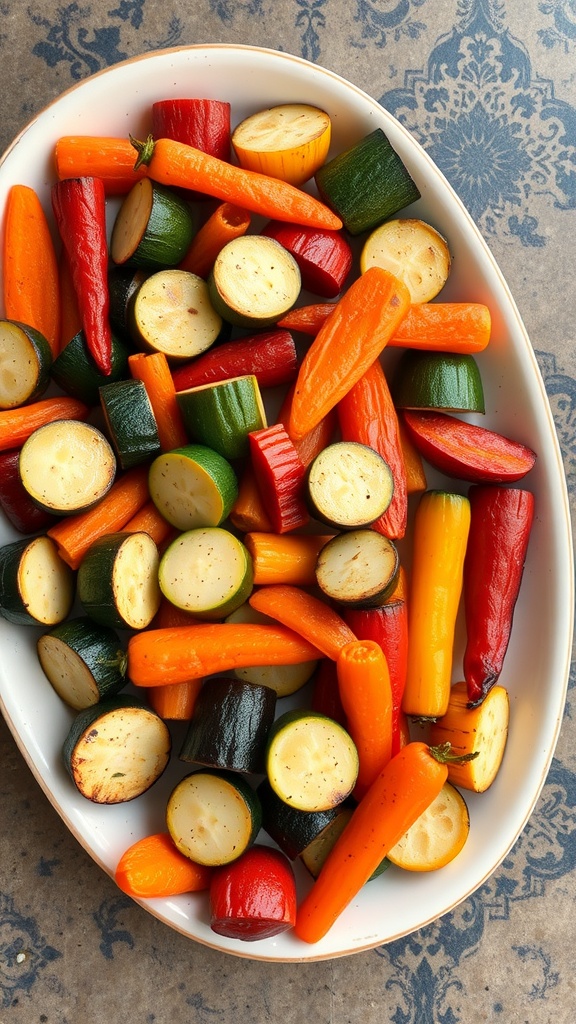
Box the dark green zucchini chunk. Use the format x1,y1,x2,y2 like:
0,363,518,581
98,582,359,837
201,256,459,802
51,329,131,405
99,377,162,470
110,177,196,267
77,530,161,631
0,320,52,409
0,534,74,626
257,778,341,860
179,677,276,774
37,616,126,710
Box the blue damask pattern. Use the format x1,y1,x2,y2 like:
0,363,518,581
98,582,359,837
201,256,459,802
0,893,60,1009
538,0,576,50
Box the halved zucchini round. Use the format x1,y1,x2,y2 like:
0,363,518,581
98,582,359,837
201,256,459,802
19,419,116,515
176,374,267,461
265,709,359,812
179,676,277,773
62,696,171,804
110,177,196,267
130,268,222,361
306,441,394,529
77,530,161,630
386,782,470,871
158,527,253,619
231,103,332,185
166,769,262,866
0,320,53,409
393,350,486,414
148,443,238,531
99,378,162,469
360,218,451,302
315,528,400,607
37,616,126,710
0,534,74,626
209,235,301,329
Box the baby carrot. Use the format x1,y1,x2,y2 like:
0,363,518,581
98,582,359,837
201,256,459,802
244,532,333,587
229,465,274,533
0,395,89,452
132,135,343,231
55,136,148,194
3,184,61,355
128,351,188,451
147,600,204,720
121,499,175,550
336,640,393,799
288,267,411,441
277,382,337,468
248,584,356,661
179,201,251,277
115,832,212,898
294,741,453,943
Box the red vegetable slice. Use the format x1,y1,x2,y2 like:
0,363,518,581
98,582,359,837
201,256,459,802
262,221,352,298
248,423,309,534
171,330,298,392
152,98,231,162
0,450,56,534
209,844,297,941
401,409,537,483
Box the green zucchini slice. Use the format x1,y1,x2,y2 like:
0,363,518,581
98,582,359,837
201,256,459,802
209,235,301,328
99,378,162,469
226,603,317,697
0,320,53,409
166,769,262,867
306,440,394,529
110,177,196,267
314,127,421,236
265,709,359,812
37,616,126,710
108,266,149,338
257,778,341,860
360,218,451,303
148,443,238,531
0,534,74,626
315,528,400,607
393,350,486,414
77,530,161,630
50,329,131,406
62,696,171,804
19,420,116,515
176,374,267,460
158,527,253,619
129,268,222,361
179,677,277,774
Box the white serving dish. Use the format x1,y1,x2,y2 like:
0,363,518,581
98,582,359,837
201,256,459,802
0,44,572,962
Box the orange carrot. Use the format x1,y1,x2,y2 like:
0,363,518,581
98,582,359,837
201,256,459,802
279,301,491,354
55,136,148,194
179,201,251,277
3,184,61,355
127,622,322,687
294,742,451,943
398,417,427,494
277,382,337,466
229,465,274,533
245,532,333,587
0,395,89,452
47,465,150,569
336,640,393,799
121,499,175,549
58,247,82,349
115,832,212,898
288,268,411,441
128,351,188,451
133,135,343,230
248,584,356,661
147,600,204,720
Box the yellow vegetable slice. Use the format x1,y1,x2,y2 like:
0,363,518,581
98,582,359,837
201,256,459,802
360,218,451,303
232,103,332,185
429,681,510,792
387,781,470,871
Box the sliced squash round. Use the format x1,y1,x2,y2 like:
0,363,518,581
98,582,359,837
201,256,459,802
0,320,52,409
209,235,301,329
315,528,400,607
77,530,161,630
0,534,74,626
130,268,222,361
360,218,451,302
110,177,196,267
19,419,116,515
158,527,253,620
306,440,394,529
166,769,262,867
386,782,470,871
37,616,126,710
429,681,510,793
148,443,238,531
231,103,332,185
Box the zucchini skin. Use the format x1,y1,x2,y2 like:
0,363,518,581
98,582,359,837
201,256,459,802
51,329,131,405
99,378,162,469
257,778,341,860
37,616,126,708
77,531,161,630
179,677,276,774
0,535,74,625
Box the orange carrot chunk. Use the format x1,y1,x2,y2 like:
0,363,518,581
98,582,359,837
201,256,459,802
115,832,212,898
336,640,393,799
248,584,356,661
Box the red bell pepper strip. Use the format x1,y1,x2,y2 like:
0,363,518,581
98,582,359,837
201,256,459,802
248,423,309,534
337,358,408,540
0,450,56,534
463,485,535,706
210,844,297,941
310,657,348,727
401,409,537,483
152,98,231,162
51,177,112,375
171,329,298,392
262,220,353,298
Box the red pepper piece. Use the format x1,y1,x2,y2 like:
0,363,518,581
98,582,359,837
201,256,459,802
0,450,56,534
248,423,309,534
171,329,298,392
152,98,231,162
51,177,112,375
401,409,537,483
210,844,297,941
310,657,348,727
338,359,408,539
262,220,352,298
463,485,535,706
343,601,408,756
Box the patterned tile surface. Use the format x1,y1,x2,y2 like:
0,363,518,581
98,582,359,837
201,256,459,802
1,1,575,1021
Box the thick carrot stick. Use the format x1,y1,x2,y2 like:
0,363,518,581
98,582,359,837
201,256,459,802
294,741,450,943
3,184,61,355
277,383,337,468
121,499,175,549
288,268,411,441
128,351,188,451
55,136,148,194
147,600,204,720
47,465,150,569
127,623,322,687
115,832,212,897
248,584,356,661
277,303,337,335
336,640,393,799
398,417,427,494
132,135,343,230
244,532,333,587
229,465,274,533
179,201,251,277
0,396,89,452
